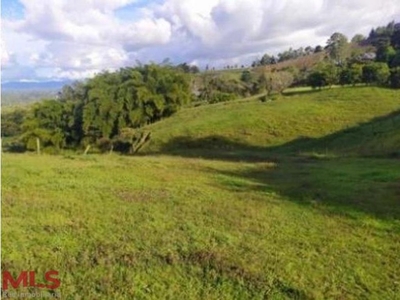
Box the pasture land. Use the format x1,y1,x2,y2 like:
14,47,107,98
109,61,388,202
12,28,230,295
2,86,400,299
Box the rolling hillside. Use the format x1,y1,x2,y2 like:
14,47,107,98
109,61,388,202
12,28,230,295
141,87,400,158
2,86,400,299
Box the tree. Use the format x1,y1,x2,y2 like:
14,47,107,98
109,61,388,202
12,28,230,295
305,46,314,55
313,61,339,87
392,27,400,49
260,54,277,66
367,22,394,47
391,50,400,68
351,34,366,44
83,64,191,137
362,62,390,86
308,71,327,89
260,71,294,95
190,65,200,73
349,64,363,85
339,64,363,86
21,100,72,151
376,45,397,65
326,32,349,65
58,81,88,103
339,68,353,86
324,63,339,87
19,64,192,153
58,85,75,102
314,45,323,53
177,63,200,73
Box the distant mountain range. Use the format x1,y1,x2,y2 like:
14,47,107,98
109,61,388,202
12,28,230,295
1,80,74,105
1,80,72,92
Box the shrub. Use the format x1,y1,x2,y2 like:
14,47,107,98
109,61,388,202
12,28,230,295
96,137,112,153
308,71,327,89
208,92,237,104
2,139,26,153
362,62,390,86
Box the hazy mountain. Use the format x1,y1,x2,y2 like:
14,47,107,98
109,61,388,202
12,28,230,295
1,80,72,92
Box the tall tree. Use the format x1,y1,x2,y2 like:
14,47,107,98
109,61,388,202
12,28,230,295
326,32,349,65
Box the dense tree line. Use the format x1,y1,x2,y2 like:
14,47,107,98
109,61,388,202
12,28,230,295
250,21,400,90
307,22,400,89
251,45,322,67
3,64,192,153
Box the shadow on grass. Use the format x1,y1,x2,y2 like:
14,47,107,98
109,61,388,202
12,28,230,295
147,109,400,220
283,88,321,97
210,156,400,220
154,107,400,161
151,135,274,162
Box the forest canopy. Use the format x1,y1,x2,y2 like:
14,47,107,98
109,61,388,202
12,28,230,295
14,64,191,153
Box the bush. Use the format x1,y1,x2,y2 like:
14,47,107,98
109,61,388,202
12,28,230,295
96,137,112,153
2,139,26,153
307,71,327,89
208,92,237,104
339,64,363,86
240,70,253,83
362,62,390,86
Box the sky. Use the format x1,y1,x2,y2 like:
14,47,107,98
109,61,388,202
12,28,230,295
1,0,400,83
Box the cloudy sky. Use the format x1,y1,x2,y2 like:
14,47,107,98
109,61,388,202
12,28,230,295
1,0,400,82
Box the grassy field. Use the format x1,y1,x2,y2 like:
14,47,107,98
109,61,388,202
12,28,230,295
142,87,400,157
2,86,400,299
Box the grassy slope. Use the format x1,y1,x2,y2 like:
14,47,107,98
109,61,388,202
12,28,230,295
141,87,400,157
2,154,400,299
2,86,400,299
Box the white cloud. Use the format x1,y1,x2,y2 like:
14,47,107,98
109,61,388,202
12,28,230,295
1,39,13,66
117,18,172,51
3,0,173,80
14,0,171,47
2,0,400,81
156,0,220,45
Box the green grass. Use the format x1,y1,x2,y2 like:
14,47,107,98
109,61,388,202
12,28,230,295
2,154,400,299
141,86,400,157
2,86,400,299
